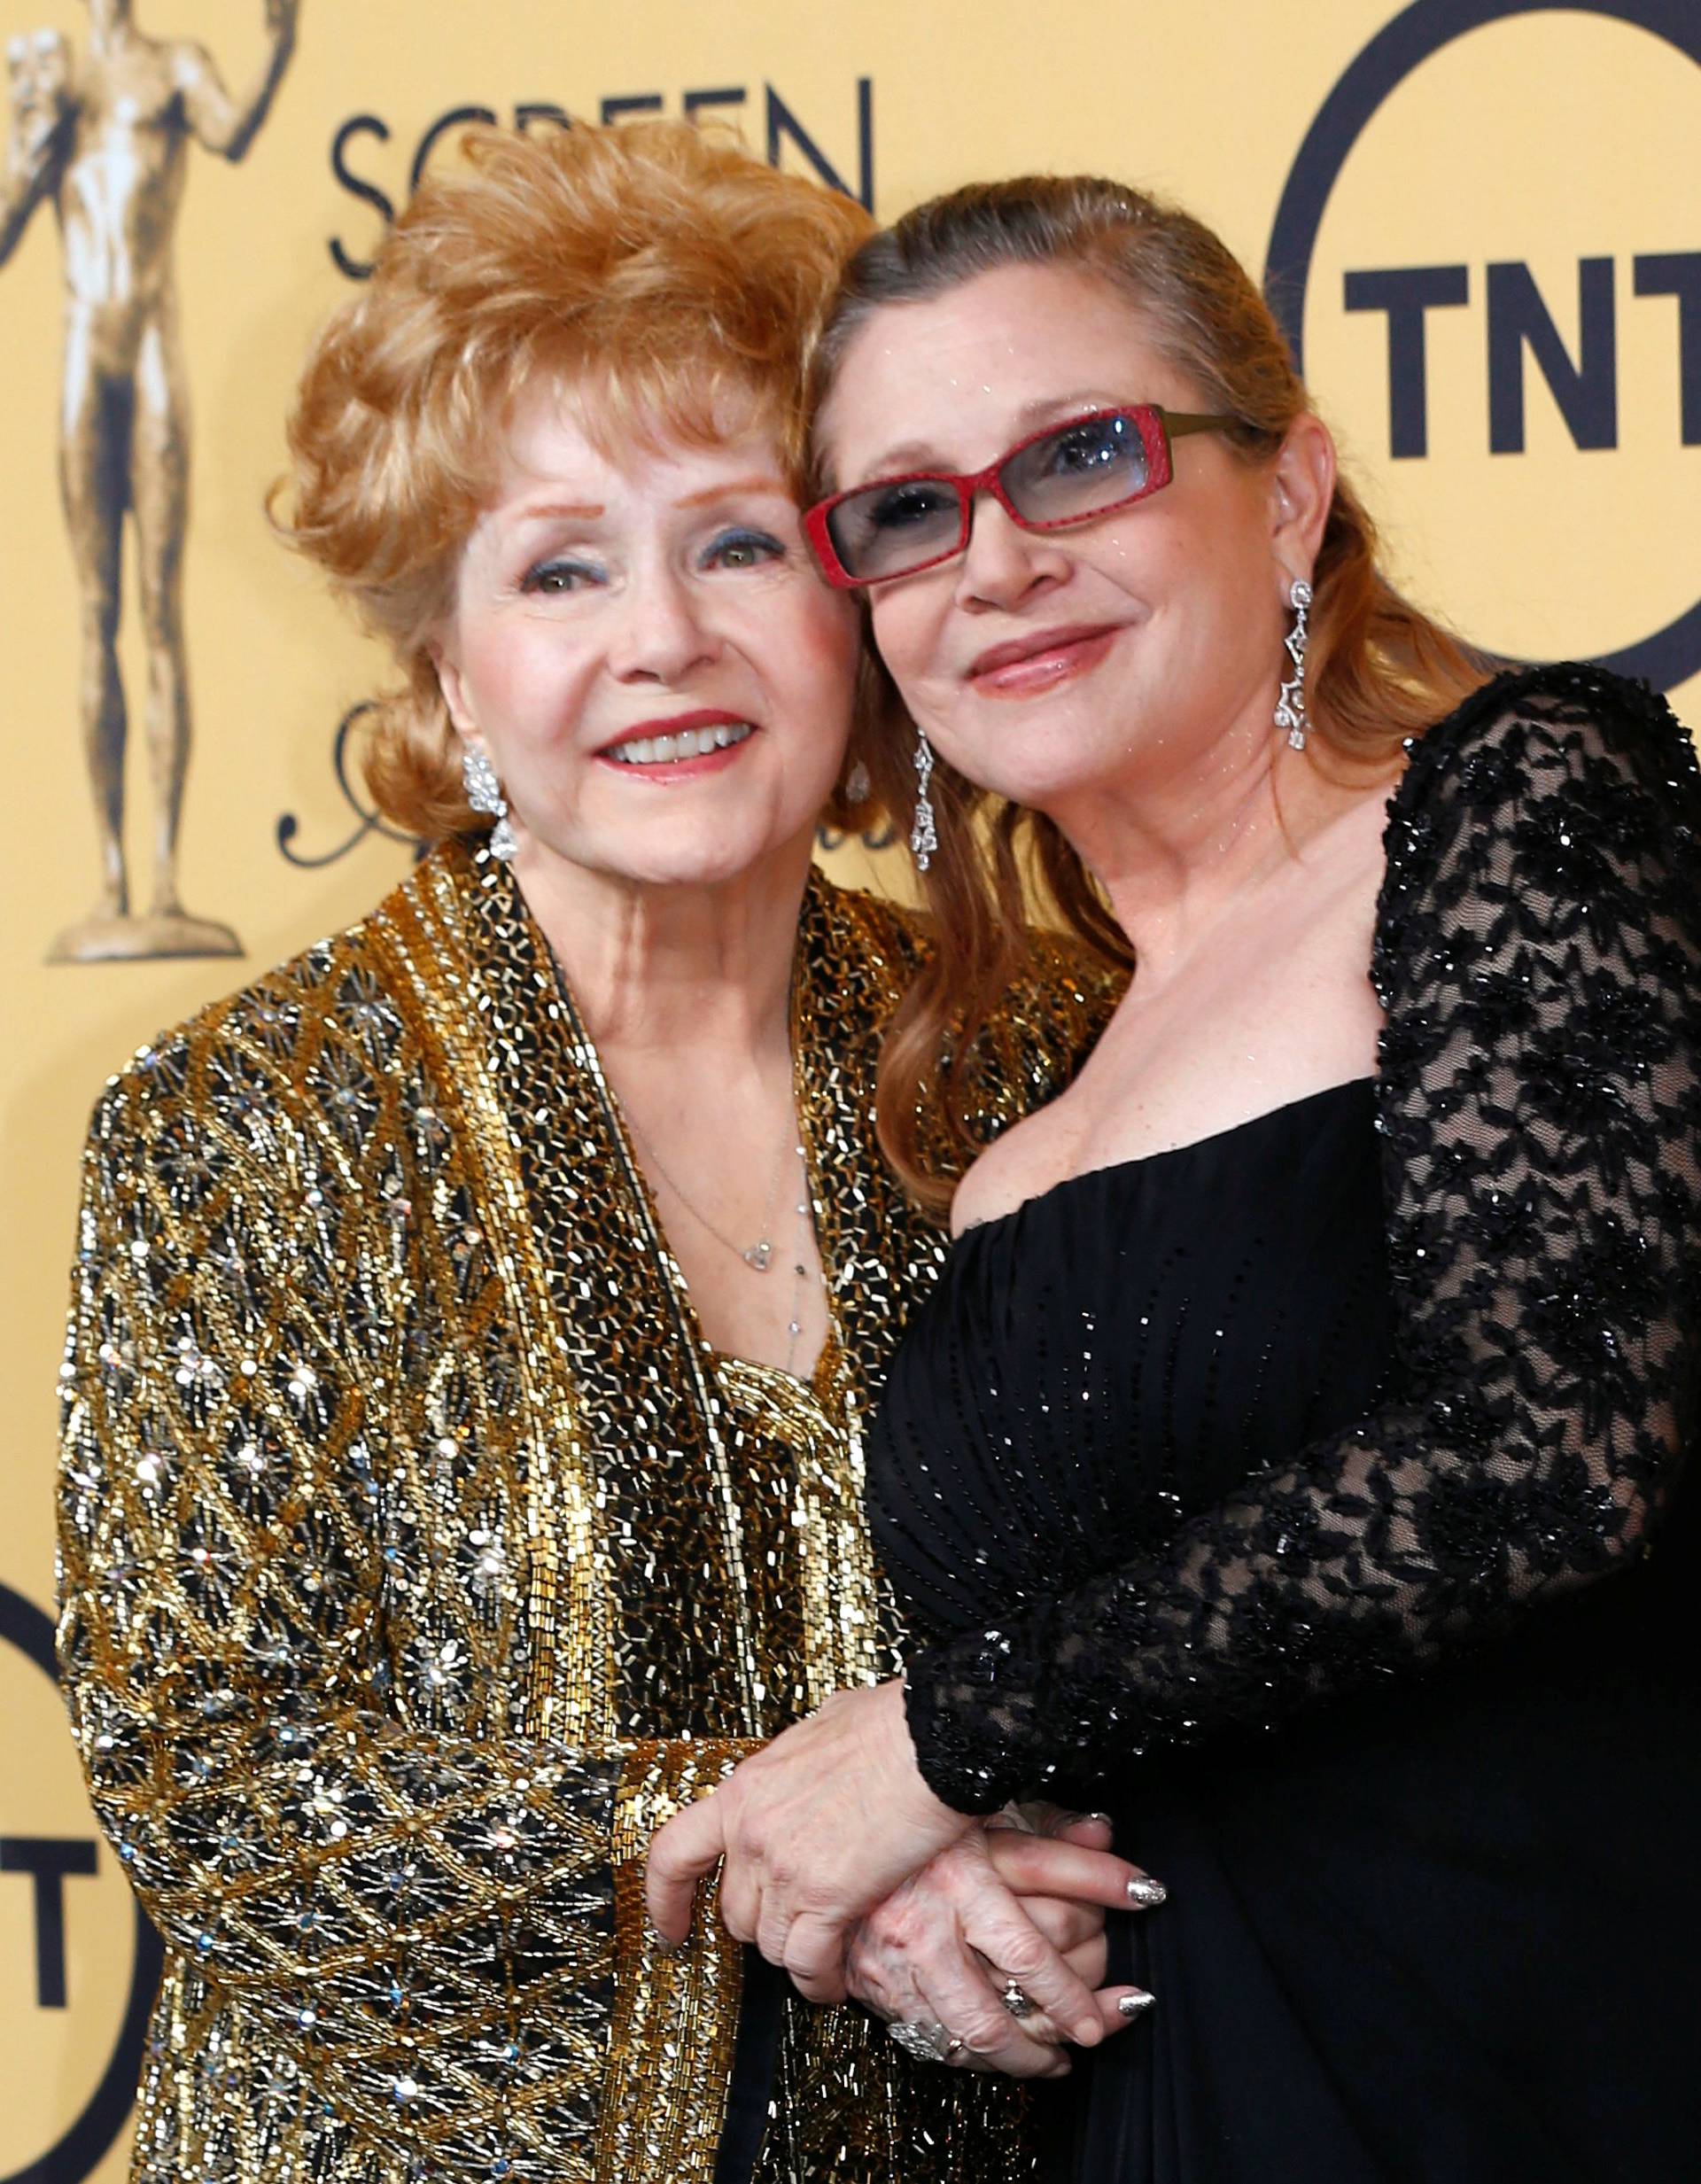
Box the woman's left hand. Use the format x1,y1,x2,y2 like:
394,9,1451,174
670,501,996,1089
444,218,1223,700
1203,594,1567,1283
647,1679,1017,2012
843,1814,1157,2076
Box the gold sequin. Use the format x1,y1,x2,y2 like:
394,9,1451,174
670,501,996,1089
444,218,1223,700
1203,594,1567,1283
57,841,1119,2182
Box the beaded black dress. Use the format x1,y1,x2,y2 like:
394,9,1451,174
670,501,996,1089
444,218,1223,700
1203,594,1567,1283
866,667,1701,2181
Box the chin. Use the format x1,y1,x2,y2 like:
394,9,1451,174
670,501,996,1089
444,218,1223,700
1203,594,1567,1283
945,711,1146,816
942,750,1107,818
606,826,813,894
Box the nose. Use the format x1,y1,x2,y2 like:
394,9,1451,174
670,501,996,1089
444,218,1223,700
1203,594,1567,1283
608,564,721,685
952,494,1070,614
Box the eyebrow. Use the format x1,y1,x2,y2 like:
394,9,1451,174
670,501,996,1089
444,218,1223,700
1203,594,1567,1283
854,392,1130,483
505,476,790,525
676,474,791,509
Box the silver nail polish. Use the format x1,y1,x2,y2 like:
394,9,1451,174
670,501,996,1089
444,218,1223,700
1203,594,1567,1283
1084,1812,1115,1827
1117,1990,1156,2018
1126,1876,1169,1908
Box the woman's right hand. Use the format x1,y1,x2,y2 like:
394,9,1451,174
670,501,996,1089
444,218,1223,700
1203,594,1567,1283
843,1813,1163,2079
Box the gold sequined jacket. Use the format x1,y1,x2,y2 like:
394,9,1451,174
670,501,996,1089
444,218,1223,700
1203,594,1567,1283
57,843,1118,2184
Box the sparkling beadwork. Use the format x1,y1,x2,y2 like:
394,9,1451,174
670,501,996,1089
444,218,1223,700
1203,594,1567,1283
58,842,1119,2184
875,665,1701,1818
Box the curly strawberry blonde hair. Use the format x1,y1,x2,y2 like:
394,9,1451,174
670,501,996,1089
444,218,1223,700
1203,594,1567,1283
275,120,874,840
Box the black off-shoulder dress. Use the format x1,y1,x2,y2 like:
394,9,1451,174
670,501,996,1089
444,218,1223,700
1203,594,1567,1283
866,666,1701,2181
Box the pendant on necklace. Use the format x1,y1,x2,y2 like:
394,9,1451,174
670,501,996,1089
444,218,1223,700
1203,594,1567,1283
742,1240,774,1272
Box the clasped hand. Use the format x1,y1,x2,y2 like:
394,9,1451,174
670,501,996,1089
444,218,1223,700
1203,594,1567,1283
646,1680,1155,2072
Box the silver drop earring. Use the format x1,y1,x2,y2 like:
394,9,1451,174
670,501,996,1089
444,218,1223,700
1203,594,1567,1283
911,731,938,871
462,746,518,862
844,758,872,805
1275,577,1313,752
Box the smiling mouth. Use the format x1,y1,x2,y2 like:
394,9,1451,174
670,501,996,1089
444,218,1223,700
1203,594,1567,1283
969,620,1117,677
967,624,1122,694
603,721,755,766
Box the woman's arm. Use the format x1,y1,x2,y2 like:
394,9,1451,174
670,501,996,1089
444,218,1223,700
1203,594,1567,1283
843,1813,1160,2075
903,666,1701,1811
649,668,1701,1986
58,1069,750,2176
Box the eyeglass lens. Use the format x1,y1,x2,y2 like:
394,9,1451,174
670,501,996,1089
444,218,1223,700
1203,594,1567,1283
827,411,1153,582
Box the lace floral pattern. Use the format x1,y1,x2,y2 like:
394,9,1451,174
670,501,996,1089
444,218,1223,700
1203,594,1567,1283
897,665,1701,1813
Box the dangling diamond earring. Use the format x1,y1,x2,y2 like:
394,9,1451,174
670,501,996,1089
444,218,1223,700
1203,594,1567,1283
843,758,872,805
462,746,518,862
1274,577,1313,752
910,731,938,871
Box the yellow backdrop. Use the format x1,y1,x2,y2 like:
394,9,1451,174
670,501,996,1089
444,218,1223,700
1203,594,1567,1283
3,3,1696,2174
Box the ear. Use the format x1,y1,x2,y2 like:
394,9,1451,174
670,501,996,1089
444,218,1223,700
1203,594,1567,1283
1268,412,1336,595
429,635,480,747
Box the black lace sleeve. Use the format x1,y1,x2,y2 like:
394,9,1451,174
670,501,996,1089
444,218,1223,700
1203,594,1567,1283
902,665,1701,1814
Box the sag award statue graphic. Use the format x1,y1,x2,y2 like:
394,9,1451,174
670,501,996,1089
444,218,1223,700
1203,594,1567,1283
0,0,299,963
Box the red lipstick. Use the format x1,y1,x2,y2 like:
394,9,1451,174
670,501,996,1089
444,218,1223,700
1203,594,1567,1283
593,707,750,755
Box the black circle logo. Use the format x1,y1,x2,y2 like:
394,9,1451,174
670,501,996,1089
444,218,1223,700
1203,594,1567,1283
1265,0,1701,690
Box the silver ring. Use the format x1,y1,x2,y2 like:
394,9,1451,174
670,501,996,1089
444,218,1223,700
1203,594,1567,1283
887,2017,965,2065
999,1978,1037,2019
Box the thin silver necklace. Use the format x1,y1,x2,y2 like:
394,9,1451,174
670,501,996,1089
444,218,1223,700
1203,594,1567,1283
779,1141,814,1375
543,940,819,1363
624,1106,794,1273
545,933,794,1272
635,1123,817,1372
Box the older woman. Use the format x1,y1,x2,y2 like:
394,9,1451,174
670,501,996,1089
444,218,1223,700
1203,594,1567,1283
52,129,1147,2184
649,175,1701,2178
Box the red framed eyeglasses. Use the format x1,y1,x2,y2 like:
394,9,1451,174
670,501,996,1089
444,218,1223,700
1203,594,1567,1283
804,404,1239,589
